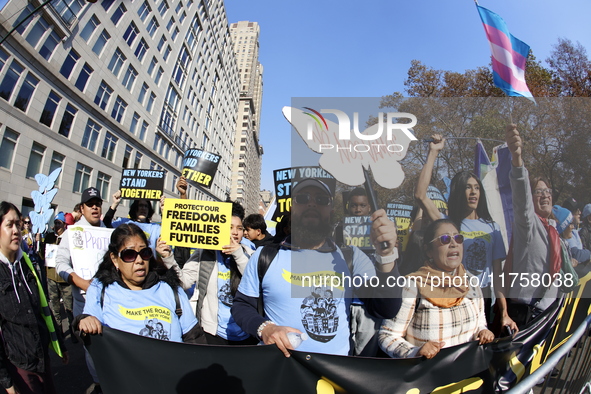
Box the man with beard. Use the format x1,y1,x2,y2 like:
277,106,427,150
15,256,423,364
232,179,401,357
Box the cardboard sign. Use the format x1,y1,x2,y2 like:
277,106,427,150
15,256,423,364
160,199,231,250
342,216,373,249
181,149,221,189
44,244,58,268
386,203,413,252
272,166,336,222
68,226,114,280
119,169,165,201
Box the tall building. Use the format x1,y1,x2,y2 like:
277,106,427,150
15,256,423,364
0,0,239,219
229,21,263,215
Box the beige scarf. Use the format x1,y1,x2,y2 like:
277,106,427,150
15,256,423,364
409,263,470,308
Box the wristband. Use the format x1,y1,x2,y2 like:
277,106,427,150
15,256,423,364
257,320,275,339
375,248,398,265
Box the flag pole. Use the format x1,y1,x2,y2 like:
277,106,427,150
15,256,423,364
362,167,389,251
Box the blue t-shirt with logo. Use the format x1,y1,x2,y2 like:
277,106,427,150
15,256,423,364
83,279,197,342
216,252,249,341
238,245,375,355
460,218,506,288
111,218,161,252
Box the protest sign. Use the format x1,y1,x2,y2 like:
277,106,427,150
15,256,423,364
68,226,114,280
428,184,448,213
44,244,58,268
386,203,413,252
272,166,336,222
342,216,373,249
160,199,231,250
119,169,165,201
181,149,221,189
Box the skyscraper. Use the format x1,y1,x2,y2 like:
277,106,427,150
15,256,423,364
229,21,263,215
0,0,239,218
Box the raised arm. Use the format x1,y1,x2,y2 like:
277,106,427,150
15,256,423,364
415,134,445,222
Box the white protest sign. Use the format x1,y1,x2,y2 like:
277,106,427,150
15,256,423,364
68,226,113,280
44,244,58,268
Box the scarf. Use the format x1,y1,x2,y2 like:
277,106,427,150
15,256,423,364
410,263,470,308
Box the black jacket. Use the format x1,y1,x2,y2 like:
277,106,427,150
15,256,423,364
0,255,51,389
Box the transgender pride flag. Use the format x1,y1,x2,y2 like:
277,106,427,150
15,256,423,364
477,5,536,103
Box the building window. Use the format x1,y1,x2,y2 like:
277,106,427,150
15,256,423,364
49,152,65,185
171,27,179,41
146,92,156,113
101,0,115,11
158,0,169,16
94,81,113,110
81,119,101,151
123,22,139,46
13,4,35,35
80,15,100,42
148,57,158,76
0,128,19,169
139,121,148,141
92,29,110,56
154,67,164,85
166,17,174,31
58,104,77,137
163,45,171,61
122,145,132,168
39,31,60,60
110,3,126,25
0,49,8,73
134,152,142,169
137,1,152,21
96,172,111,198
134,38,149,62
74,63,93,92
14,73,39,112
146,17,159,38
159,85,179,135
0,60,24,101
107,48,126,77
26,142,45,178
153,134,160,150
60,49,79,79
40,91,61,127
73,162,92,193
111,96,127,122
101,132,118,161
138,83,148,104
51,0,85,26
26,17,50,49
122,65,138,91
157,35,167,52
130,112,140,134
179,11,186,24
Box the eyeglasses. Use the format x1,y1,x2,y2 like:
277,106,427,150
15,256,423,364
118,247,153,263
84,201,102,208
430,234,464,245
293,193,331,206
533,188,552,196
23,221,31,224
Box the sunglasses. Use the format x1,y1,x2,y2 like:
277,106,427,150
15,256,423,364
293,193,331,206
118,247,153,262
430,234,464,245
84,201,102,208
23,221,31,224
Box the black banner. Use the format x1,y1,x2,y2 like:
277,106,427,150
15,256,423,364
119,169,165,201
181,149,221,189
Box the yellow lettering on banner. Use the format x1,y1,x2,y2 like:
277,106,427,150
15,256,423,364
120,188,162,200
316,378,335,394
160,198,231,251
181,168,212,186
118,305,172,323
430,377,483,393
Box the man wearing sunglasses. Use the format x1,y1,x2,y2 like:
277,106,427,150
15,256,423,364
233,178,402,357
55,187,106,390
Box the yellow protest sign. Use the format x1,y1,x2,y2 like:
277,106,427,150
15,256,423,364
160,199,231,250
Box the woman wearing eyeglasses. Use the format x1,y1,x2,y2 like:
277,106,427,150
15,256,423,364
379,219,494,359
75,223,204,344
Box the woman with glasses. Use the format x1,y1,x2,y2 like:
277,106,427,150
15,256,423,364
379,219,494,359
415,134,512,334
75,223,204,344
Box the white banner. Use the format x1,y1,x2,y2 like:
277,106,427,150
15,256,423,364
68,226,113,280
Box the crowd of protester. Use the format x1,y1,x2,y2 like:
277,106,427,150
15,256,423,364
0,124,588,393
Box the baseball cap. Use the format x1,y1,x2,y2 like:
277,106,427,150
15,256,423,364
562,197,581,214
54,212,66,223
292,178,332,196
81,187,102,204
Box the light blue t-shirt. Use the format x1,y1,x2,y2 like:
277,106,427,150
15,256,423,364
83,279,198,342
238,245,375,355
216,252,249,341
111,218,161,252
460,218,506,288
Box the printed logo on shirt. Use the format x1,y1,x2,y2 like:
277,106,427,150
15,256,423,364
218,271,231,281
118,305,172,323
461,230,492,243
281,269,345,291
300,288,341,343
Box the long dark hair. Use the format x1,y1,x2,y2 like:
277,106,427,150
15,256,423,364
95,223,178,287
448,171,492,228
129,199,154,222
228,201,246,296
0,201,21,227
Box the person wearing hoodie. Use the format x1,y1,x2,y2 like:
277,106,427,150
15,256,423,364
553,205,591,271
0,202,67,394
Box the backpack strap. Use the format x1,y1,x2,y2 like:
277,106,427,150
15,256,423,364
256,243,281,316
173,286,182,318
195,249,217,322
